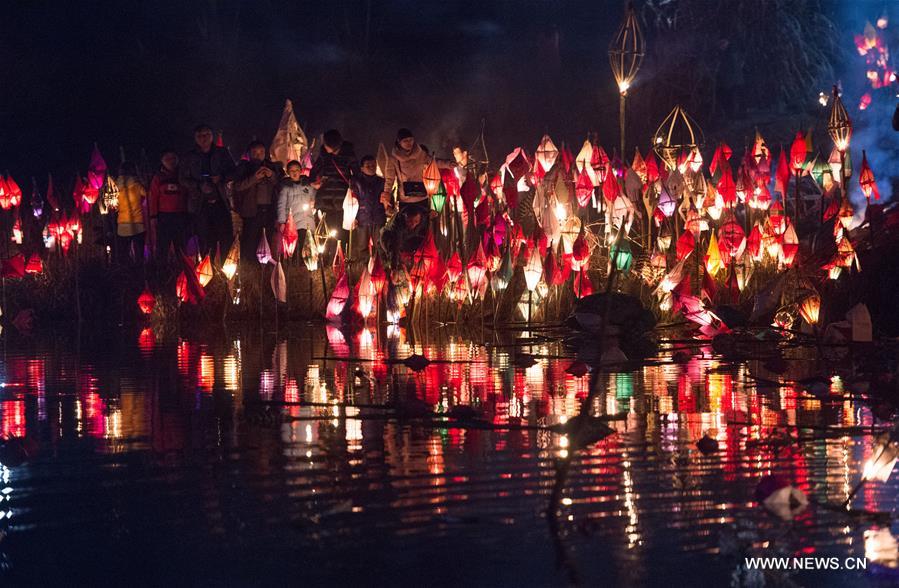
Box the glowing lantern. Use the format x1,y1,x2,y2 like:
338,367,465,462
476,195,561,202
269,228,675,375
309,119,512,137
430,181,447,213
0,178,10,210
342,188,359,230
176,272,189,302
747,225,763,261
6,176,22,208
281,213,299,257
24,253,43,274
271,260,287,302
466,243,489,299
657,225,672,251
256,229,274,264
326,274,350,322
11,216,22,244
789,131,807,173
609,4,644,95
718,217,745,259
524,247,543,291
676,230,695,261
591,145,610,184
610,238,633,272
492,249,513,291
798,294,821,326
357,267,375,319
446,251,463,283
705,233,724,277
574,268,593,297
301,229,318,271
859,151,880,201
748,182,772,210
137,286,155,315
658,188,676,217
100,175,119,212
422,159,441,196
781,223,799,266
535,135,559,173
221,237,239,281
827,86,852,152
196,255,214,287
863,434,899,483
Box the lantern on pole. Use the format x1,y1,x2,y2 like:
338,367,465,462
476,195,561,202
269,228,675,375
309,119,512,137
221,237,240,281
609,3,645,156
653,105,703,170
859,150,880,202
524,247,543,292
422,159,441,196
828,85,852,215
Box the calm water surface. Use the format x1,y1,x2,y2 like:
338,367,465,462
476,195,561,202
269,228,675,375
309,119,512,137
0,324,896,587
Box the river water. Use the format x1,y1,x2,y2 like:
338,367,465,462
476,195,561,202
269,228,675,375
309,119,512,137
0,324,896,586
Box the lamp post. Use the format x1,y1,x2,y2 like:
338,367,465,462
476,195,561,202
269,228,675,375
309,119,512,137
609,3,644,158
827,85,852,225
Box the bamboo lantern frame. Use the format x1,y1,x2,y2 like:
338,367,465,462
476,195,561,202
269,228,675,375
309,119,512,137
653,105,704,171
609,4,645,157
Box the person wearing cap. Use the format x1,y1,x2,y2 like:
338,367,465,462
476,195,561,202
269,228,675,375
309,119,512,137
380,128,455,217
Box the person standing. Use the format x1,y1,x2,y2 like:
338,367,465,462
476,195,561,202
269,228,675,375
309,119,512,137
380,128,454,217
276,160,318,257
148,150,188,259
115,161,147,265
232,141,283,261
309,129,357,242
180,124,235,255
352,155,386,263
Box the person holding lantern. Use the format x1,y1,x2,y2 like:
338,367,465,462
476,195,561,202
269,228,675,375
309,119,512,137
351,155,386,264
232,141,283,262
148,149,188,259
115,161,147,265
180,124,236,256
276,160,318,257
378,206,427,271
380,128,455,217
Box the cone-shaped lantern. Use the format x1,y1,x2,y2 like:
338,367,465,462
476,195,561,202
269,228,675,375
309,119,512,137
859,150,880,202
357,266,375,319
282,212,299,257
256,229,274,265
326,273,351,323
827,85,852,153
221,237,240,280
798,293,821,326
422,159,441,196
301,229,318,271
271,260,287,302
196,255,214,287
524,247,543,291
342,188,359,230
535,135,559,173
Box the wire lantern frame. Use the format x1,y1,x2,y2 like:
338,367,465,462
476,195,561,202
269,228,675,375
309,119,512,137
653,105,704,170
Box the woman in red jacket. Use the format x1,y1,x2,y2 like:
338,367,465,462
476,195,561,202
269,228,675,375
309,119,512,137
148,150,188,259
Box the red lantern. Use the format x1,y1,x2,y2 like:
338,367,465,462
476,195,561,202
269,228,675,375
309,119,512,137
859,150,880,201
5,176,22,208
369,254,386,295
0,177,10,210
281,212,299,257
24,254,43,274
790,131,807,173
137,286,155,315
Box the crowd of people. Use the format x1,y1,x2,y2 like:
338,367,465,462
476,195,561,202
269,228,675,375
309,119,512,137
109,123,459,272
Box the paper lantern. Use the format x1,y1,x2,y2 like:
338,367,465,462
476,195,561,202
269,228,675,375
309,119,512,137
0,178,10,210
705,233,724,277
535,135,559,173
430,181,447,213
859,151,880,201
574,268,594,297
790,131,807,173
11,217,22,245
6,176,22,208
828,86,852,152
301,229,318,271
356,267,376,319
137,286,155,315
755,475,808,520
748,182,772,210
221,237,240,280
446,251,463,283
256,229,274,265
466,243,489,299
492,249,513,291
282,212,299,257
271,260,287,303
24,253,42,275
781,223,799,266
718,217,746,259
610,238,633,272
422,159,441,196
100,175,119,212
798,294,821,325
524,247,543,291
676,230,695,261
196,255,214,287
608,4,644,95
658,188,676,217
326,274,350,323
176,272,189,302
342,188,359,230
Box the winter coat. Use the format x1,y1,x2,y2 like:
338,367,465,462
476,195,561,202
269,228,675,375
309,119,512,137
179,146,236,213
116,175,146,236
382,142,453,204
276,178,317,230
232,159,283,218
309,141,358,212
352,173,386,227
149,167,187,216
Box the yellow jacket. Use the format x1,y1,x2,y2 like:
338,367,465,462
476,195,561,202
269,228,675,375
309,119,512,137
116,176,146,233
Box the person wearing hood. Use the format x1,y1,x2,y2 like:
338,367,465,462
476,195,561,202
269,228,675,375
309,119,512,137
115,161,147,265
276,160,318,256
149,149,188,259
180,124,236,256
232,141,283,261
380,128,455,217
309,129,357,236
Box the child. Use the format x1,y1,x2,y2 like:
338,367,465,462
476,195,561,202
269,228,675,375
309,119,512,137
276,160,317,256
352,155,386,263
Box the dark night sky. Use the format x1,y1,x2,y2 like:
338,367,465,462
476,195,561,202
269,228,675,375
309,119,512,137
0,0,885,189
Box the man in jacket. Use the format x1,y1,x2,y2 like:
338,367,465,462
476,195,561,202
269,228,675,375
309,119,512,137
309,129,357,242
232,141,283,261
180,124,236,255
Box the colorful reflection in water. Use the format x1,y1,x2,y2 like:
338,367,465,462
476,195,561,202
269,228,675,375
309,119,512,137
0,327,895,585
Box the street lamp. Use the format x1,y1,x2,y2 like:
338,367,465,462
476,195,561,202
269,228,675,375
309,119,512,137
609,3,645,158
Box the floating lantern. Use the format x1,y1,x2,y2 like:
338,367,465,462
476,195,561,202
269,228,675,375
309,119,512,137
755,475,808,520
137,285,155,315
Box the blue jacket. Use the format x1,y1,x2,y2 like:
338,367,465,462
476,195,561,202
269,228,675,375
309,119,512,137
353,173,386,227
